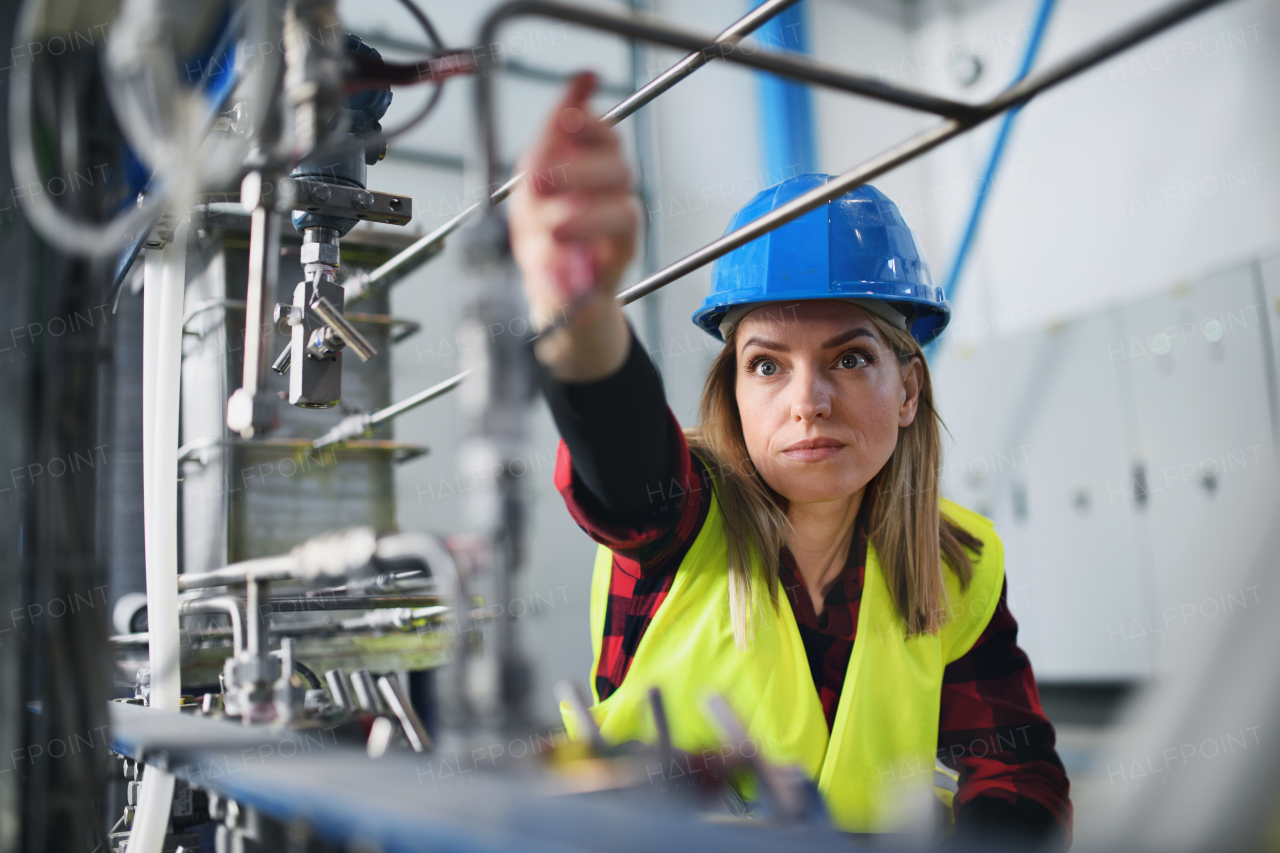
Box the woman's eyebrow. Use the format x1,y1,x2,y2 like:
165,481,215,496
821,328,876,349
741,336,790,352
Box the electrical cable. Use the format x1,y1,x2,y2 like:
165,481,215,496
7,0,165,258
294,660,323,690
8,0,277,257
303,0,452,167
380,0,447,139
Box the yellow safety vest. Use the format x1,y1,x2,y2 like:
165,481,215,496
562,492,1004,833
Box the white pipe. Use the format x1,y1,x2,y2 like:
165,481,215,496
125,772,175,853
128,221,188,853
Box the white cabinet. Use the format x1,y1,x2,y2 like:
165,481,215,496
934,251,1280,682
936,314,1154,681
1122,264,1277,670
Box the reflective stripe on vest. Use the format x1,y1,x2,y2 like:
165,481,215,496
562,494,1004,832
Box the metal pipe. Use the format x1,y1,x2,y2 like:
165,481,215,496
227,172,281,438
605,0,1231,310
262,594,444,612
313,370,470,448
475,1,983,196
377,675,433,752
179,597,246,657
350,669,383,712
350,0,802,299
177,555,300,590
599,0,802,125
246,581,269,661
325,669,355,710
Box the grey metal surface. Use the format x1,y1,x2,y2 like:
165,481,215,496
107,703,865,853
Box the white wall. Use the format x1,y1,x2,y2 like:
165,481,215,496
904,0,1280,343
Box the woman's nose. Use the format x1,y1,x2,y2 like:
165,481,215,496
790,367,832,421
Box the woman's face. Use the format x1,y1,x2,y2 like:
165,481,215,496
734,301,923,507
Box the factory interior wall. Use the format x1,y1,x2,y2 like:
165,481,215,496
339,0,1279,724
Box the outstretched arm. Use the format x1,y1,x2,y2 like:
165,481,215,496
510,72,636,382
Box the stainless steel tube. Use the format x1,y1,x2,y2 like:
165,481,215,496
608,0,1232,308
474,0,986,198
176,555,300,591
352,0,803,299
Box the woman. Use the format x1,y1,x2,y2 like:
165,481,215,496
511,74,1070,846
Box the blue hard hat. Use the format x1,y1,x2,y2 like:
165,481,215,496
692,174,949,344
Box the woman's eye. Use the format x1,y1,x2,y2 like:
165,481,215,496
753,360,778,376
839,352,868,369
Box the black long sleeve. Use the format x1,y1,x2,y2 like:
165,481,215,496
535,326,679,526
952,796,1068,851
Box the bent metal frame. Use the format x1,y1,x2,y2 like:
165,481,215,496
331,0,1233,437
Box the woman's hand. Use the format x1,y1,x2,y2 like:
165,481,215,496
510,72,638,381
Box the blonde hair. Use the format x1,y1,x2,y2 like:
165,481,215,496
685,309,982,648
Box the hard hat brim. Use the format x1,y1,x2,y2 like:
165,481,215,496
693,280,950,345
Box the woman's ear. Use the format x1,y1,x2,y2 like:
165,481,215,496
898,357,924,427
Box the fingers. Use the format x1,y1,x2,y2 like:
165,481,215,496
526,150,630,196
551,196,637,242
510,73,638,316
523,72,622,195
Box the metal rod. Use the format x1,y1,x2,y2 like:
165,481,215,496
351,0,803,299
312,370,470,449
350,670,383,712
611,0,1231,309
598,0,803,125
377,675,433,753
262,595,444,612
325,669,355,710
246,580,269,661
177,555,300,590
982,0,1226,118
229,173,281,437
476,0,986,199
372,370,469,427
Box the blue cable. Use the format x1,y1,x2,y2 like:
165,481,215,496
936,0,1058,332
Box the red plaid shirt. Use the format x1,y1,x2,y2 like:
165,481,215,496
555,410,1071,836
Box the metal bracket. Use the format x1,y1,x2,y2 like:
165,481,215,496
285,179,413,227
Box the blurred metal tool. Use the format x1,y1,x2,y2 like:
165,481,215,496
648,687,674,768
226,171,282,437
457,210,534,728
377,675,433,753
313,370,470,449
366,716,396,759
705,694,812,821
556,681,606,752
325,669,354,711
350,670,383,713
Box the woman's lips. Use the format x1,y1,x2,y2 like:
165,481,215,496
781,437,845,461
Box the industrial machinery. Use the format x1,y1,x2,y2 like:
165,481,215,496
4,0,1277,851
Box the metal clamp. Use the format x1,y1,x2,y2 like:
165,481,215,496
286,178,413,227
